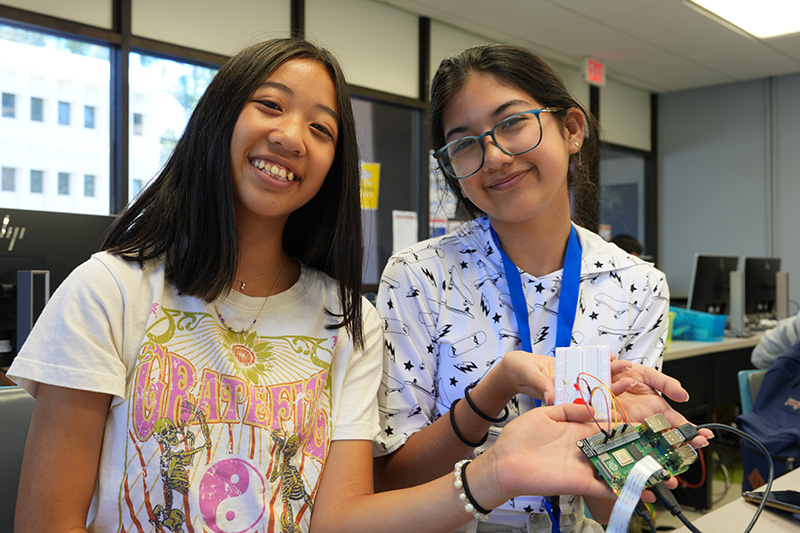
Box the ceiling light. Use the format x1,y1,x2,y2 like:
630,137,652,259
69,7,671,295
688,0,800,39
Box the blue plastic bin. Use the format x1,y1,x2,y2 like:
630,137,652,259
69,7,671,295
669,306,726,342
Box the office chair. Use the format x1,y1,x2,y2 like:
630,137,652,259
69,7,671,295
0,386,35,532
737,368,767,415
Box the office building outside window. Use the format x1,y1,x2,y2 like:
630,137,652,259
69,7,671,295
84,174,95,197
84,105,95,129
2,167,15,191
58,101,70,125
0,24,110,214
30,169,43,193
2,93,14,117
132,113,143,135
58,172,70,195
128,52,217,203
31,97,43,121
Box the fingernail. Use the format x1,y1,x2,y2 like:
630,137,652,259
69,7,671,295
543,391,550,405
683,393,690,403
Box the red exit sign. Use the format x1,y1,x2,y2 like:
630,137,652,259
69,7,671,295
584,58,606,87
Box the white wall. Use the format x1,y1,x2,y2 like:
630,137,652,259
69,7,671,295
658,76,800,310
307,0,419,99
132,0,290,55
775,73,800,312
3,0,112,29
601,78,651,152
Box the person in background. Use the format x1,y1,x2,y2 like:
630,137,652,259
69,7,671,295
611,234,643,257
7,37,702,533
751,310,800,368
372,43,698,532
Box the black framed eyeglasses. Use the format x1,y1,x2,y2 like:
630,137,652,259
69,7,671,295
434,107,563,179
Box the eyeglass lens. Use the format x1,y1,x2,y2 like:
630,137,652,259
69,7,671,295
439,110,544,179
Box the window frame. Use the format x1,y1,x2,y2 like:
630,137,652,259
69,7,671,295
0,2,429,231
30,96,44,121
2,92,15,118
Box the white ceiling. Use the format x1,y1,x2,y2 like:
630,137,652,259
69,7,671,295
375,0,800,93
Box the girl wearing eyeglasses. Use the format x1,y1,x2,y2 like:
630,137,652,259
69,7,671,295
373,44,674,532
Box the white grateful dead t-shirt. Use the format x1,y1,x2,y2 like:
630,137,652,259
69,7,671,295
10,252,382,533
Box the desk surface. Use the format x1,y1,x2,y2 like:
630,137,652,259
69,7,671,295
672,468,800,532
664,333,762,362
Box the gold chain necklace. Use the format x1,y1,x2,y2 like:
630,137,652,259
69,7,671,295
234,254,288,291
214,253,288,334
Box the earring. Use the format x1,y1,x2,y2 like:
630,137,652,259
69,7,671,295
573,141,580,147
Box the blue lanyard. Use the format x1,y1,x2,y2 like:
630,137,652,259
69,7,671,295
489,224,582,352
489,224,582,533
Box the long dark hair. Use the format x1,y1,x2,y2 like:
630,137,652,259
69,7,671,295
103,38,365,346
430,44,600,226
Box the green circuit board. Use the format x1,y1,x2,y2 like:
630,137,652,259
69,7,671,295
576,413,698,494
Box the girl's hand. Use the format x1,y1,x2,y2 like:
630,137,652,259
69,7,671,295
609,360,713,446
471,403,615,502
491,350,557,403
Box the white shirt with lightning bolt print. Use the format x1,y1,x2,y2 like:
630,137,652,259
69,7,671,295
373,216,669,521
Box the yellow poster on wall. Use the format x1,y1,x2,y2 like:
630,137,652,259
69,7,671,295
360,162,380,210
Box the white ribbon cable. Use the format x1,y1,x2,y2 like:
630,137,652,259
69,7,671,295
606,455,663,533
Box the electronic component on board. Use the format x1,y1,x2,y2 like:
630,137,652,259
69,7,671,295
576,413,698,493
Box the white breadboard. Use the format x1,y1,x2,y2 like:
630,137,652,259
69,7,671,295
554,345,612,420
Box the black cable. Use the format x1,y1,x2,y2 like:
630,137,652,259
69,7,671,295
648,423,775,533
651,483,701,533
635,501,657,533
697,423,774,533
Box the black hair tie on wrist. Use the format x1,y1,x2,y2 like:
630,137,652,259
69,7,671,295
461,460,493,516
464,383,509,423
450,398,488,447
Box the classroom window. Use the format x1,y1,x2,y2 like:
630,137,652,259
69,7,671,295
30,170,43,193
128,52,217,203
2,93,15,118
84,174,95,197
132,113,143,135
131,178,144,198
0,23,111,215
30,97,43,121
84,105,95,128
2,167,15,191
58,172,70,195
58,101,70,125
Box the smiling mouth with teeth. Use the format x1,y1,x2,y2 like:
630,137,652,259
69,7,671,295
252,159,296,182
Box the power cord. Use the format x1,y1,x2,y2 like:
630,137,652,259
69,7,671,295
635,501,657,533
650,423,775,533
652,482,701,533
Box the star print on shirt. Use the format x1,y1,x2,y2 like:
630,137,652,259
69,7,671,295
404,361,414,370
460,261,468,269
387,300,394,309
492,313,502,323
594,261,603,268
385,426,393,436
535,282,545,293
625,343,634,352
450,377,458,387
427,344,435,353
589,311,599,320
630,284,637,293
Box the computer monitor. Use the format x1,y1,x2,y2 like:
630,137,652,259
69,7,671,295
0,208,117,366
743,257,781,316
687,254,740,315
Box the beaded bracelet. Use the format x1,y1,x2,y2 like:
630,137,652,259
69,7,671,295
464,383,510,423
453,459,491,521
450,399,488,447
